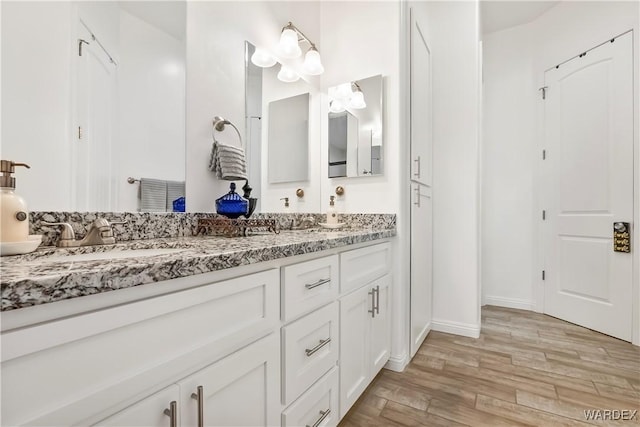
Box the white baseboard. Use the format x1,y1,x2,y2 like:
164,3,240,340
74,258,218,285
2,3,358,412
483,296,535,311
431,319,480,338
385,352,409,372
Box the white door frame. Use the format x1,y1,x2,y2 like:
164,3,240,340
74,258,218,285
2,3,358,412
533,30,640,345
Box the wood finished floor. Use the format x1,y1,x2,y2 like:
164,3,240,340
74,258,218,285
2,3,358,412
339,306,640,427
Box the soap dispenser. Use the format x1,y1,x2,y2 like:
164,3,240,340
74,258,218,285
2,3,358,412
0,160,31,243
326,196,338,225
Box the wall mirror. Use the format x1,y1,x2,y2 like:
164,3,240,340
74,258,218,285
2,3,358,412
328,74,383,178
1,1,186,212
268,93,310,183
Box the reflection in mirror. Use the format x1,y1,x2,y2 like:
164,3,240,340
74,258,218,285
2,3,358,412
327,74,383,178
1,1,186,212
244,42,263,211
268,93,310,183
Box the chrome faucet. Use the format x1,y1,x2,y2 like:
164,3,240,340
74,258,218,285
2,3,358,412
290,216,317,230
43,219,126,247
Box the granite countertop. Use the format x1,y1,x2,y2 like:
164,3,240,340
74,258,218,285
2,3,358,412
1,226,395,312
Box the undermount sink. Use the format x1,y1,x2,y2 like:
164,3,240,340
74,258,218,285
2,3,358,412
44,248,186,263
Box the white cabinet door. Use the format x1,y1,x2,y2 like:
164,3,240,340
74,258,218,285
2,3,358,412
339,285,372,418
94,386,179,427
370,275,391,375
410,183,432,357
178,333,280,427
409,11,432,186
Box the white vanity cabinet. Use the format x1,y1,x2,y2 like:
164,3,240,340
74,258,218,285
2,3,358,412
338,244,392,418
1,269,280,427
1,239,393,427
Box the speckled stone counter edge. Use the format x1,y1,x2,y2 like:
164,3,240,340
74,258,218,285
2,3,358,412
30,212,396,247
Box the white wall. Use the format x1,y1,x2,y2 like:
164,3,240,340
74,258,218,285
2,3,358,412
416,1,481,337
185,1,321,213
116,10,186,212
481,2,639,342
319,1,407,368
1,2,73,211
482,23,535,310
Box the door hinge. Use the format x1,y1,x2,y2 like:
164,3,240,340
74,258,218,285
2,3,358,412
542,270,546,280
78,126,82,140
539,86,548,99
542,149,546,160
542,210,546,220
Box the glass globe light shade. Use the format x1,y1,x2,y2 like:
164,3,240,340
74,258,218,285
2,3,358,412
329,99,345,113
277,64,299,83
301,48,324,75
334,82,353,101
278,28,301,58
251,48,276,68
349,89,366,109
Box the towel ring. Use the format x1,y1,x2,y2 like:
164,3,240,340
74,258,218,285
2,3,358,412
212,116,244,149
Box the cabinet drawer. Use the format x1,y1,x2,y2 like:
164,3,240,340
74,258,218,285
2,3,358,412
282,302,339,405
282,254,339,321
282,367,339,427
1,269,279,426
340,242,391,294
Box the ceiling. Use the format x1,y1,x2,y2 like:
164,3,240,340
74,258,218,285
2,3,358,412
118,1,186,40
480,1,560,35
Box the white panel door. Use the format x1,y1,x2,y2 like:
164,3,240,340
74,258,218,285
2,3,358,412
94,385,179,427
410,183,432,357
409,7,433,358
543,32,633,341
410,13,432,186
178,333,280,427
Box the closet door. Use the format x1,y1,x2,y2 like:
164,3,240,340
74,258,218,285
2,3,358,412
409,8,433,358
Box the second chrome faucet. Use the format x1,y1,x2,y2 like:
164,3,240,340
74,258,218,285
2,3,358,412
43,218,126,247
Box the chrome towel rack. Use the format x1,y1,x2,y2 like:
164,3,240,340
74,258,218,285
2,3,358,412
212,116,244,149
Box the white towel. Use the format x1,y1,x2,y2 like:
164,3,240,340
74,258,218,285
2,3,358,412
166,180,186,211
209,141,247,180
140,178,167,212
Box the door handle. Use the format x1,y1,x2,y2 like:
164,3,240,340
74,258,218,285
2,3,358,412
163,401,177,427
413,156,421,178
306,409,331,427
368,288,376,318
190,385,204,427
613,222,631,253
374,285,380,315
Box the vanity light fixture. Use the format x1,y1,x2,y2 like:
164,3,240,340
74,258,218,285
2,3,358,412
349,82,366,109
278,22,324,75
250,47,277,68
277,64,300,83
329,99,345,114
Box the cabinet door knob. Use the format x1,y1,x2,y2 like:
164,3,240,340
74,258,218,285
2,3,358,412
163,401,177,427
190,385,204,427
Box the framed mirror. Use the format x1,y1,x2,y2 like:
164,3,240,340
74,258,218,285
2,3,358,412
327,74,383,178
1,1,186,212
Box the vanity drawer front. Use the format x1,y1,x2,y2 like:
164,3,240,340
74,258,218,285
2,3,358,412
1,269,279,427
282,254,339,321
282,302,338,405
340,242,391,294
282,367,339,427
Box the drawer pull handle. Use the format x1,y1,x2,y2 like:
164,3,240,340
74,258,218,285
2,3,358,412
306,409,331,427
191,385,204,427
163,401,177,427
305,338,331,356
305,278,331,290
